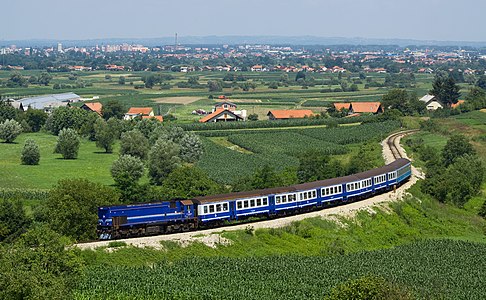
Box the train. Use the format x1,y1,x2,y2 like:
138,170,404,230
97,158,412,240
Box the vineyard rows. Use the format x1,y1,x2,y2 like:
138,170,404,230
74,240,486,299
197,121,400,184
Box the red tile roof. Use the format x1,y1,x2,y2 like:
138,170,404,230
83,102,102,115
267,109,314,119
333,103,351,111
350,102,383,113
451,100,465,109
127,107,154,115
199,109,243,123
142,115,163,122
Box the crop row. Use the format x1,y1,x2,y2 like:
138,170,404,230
181,115,371,131
74,240,486,300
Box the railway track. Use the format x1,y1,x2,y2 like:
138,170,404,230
75,130,419,249
387,130,419,160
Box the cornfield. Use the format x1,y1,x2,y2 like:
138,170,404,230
73,240,486,299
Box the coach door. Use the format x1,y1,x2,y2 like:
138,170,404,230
181,200,194,218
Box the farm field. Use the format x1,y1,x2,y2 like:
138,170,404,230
0,70,445,123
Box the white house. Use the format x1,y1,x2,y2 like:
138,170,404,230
419,94,444,111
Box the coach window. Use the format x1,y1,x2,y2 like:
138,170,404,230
237,202,242,209
250,199,255,207
282,195,287,202
256,198,261,206
312,191,316,198
216,204,222,212
263,198,268,205
243,201,249,208
276,196,281,204
203,206,208,214
209,205,215,213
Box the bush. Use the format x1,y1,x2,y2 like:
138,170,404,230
325,275,414,300
21,139,40,165
54,128,80,159
0,119,22,143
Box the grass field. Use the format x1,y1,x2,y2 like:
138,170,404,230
0,132,118,189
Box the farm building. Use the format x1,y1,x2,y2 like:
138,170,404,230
267,109,314,120
124,107,154,120
81,102,103,116
142,115,163,122
199,109,243,123
11,92,80,112
333,102,384,114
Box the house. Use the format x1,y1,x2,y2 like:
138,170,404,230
333,103,352,111
199,109,243,123
451,100,465,109
142,115,163,122
250,65,265,72
419,94,443,110
214,101,237,111
332,102,384,114
124,107,154,120
81,102,102,116
267,109,314,120
349,102,384,114
15,92,80,112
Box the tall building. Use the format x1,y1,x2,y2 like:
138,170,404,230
57,43,62,52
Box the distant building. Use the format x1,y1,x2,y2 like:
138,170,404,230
57,43,62,52
81,102,103,116
267,109,314,120
451,100,465,109
333,102,384,114
124,107,155,120
142,115,163,122
199,109,243,123
419,95,443,110
214,101,237,111
14,92,80,113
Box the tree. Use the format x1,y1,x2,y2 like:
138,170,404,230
160,166,221,200
21,138,40,165
295,71,306,81
0,199,31,242
38,72,52,86
207,80,223,92
179,132,203,163
118,76,126,85
54,128,80,159
148,139,181,185
297,151,345,183
249,165,283,189
0,119,22,143
347,146,376,174
94,118,115,153
0,101,19,123
6,73,28,88
268,81,279,89
111,155,144,188
442,134,475,167
101,100,126,120
430,75,461,107
120,129,150,160
45,179,119,240
0,225,81,300
444,155,484,207
45,106,94,135
25,108,48,132
476,75,486,90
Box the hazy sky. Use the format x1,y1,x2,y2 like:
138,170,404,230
2,0,485,41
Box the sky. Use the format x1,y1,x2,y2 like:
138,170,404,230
2,0,486,42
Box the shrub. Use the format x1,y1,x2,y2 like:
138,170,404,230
21,139,40,165
54,128,80,159
0,119,22,143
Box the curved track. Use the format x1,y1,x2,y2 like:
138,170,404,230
75,130,420,250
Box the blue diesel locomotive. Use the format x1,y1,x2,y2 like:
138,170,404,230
97,158,412,240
